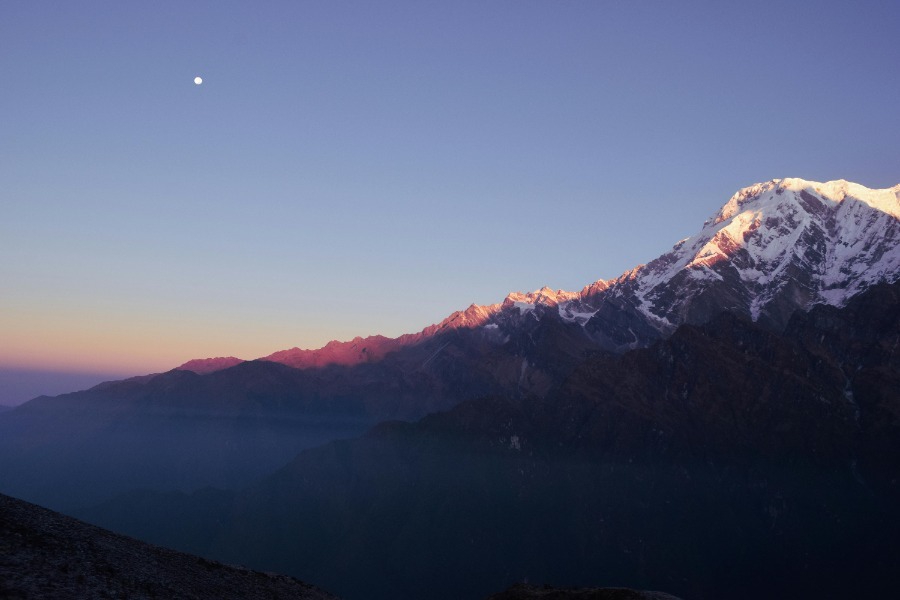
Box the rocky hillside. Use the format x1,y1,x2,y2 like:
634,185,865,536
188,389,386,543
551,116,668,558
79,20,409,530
0,492,337,600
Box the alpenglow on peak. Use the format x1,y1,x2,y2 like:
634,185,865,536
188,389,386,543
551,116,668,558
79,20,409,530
180,178,900,370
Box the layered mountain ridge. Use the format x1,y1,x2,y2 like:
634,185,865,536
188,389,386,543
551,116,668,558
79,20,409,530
82,280,900,600
2,177,897,512
2,176,899,599
179,177,900,372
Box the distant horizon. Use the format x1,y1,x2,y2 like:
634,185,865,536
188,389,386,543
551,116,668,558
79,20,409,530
3,2,899,379
0,367,136,407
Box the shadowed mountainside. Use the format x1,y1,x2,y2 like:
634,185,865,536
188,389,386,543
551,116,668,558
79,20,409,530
79,281,900,600
0,311,595,511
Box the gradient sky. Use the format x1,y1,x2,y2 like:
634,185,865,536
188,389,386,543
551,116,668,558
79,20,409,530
2,1,899,399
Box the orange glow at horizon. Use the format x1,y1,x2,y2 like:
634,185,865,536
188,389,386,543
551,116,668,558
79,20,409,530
0,307,404,376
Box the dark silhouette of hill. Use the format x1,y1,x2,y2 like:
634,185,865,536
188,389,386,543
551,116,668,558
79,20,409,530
0,491,338,600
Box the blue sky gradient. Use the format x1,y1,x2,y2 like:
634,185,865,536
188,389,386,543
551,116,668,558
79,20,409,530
2,1,899,395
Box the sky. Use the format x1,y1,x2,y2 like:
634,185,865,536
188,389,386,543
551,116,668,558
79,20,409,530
2,0,899,403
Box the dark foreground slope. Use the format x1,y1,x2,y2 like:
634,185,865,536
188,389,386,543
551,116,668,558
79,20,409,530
81,282,900,600
0,492,338,600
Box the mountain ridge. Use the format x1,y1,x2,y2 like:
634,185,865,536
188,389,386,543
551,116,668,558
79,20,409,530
3,176,898,511
3,176,898,598
177,177,900,373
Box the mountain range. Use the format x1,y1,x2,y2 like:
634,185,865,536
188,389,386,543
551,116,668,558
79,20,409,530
74,278,900,600
1,177,899,598
180,177,900,367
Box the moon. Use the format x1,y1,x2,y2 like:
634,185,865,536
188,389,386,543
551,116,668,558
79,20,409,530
194,76,203,85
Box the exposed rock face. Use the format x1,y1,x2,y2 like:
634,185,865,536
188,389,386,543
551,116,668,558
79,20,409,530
568,178,900,350
0,492,337,600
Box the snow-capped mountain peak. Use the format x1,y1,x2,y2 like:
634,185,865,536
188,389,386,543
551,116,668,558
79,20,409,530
589,178,900,335
711,178,900,226
501,287,582,315
180,178,900,371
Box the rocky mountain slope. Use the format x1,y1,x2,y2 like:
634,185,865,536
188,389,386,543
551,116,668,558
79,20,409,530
0,492,337,600
571,178,900,342
78,281,900,600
